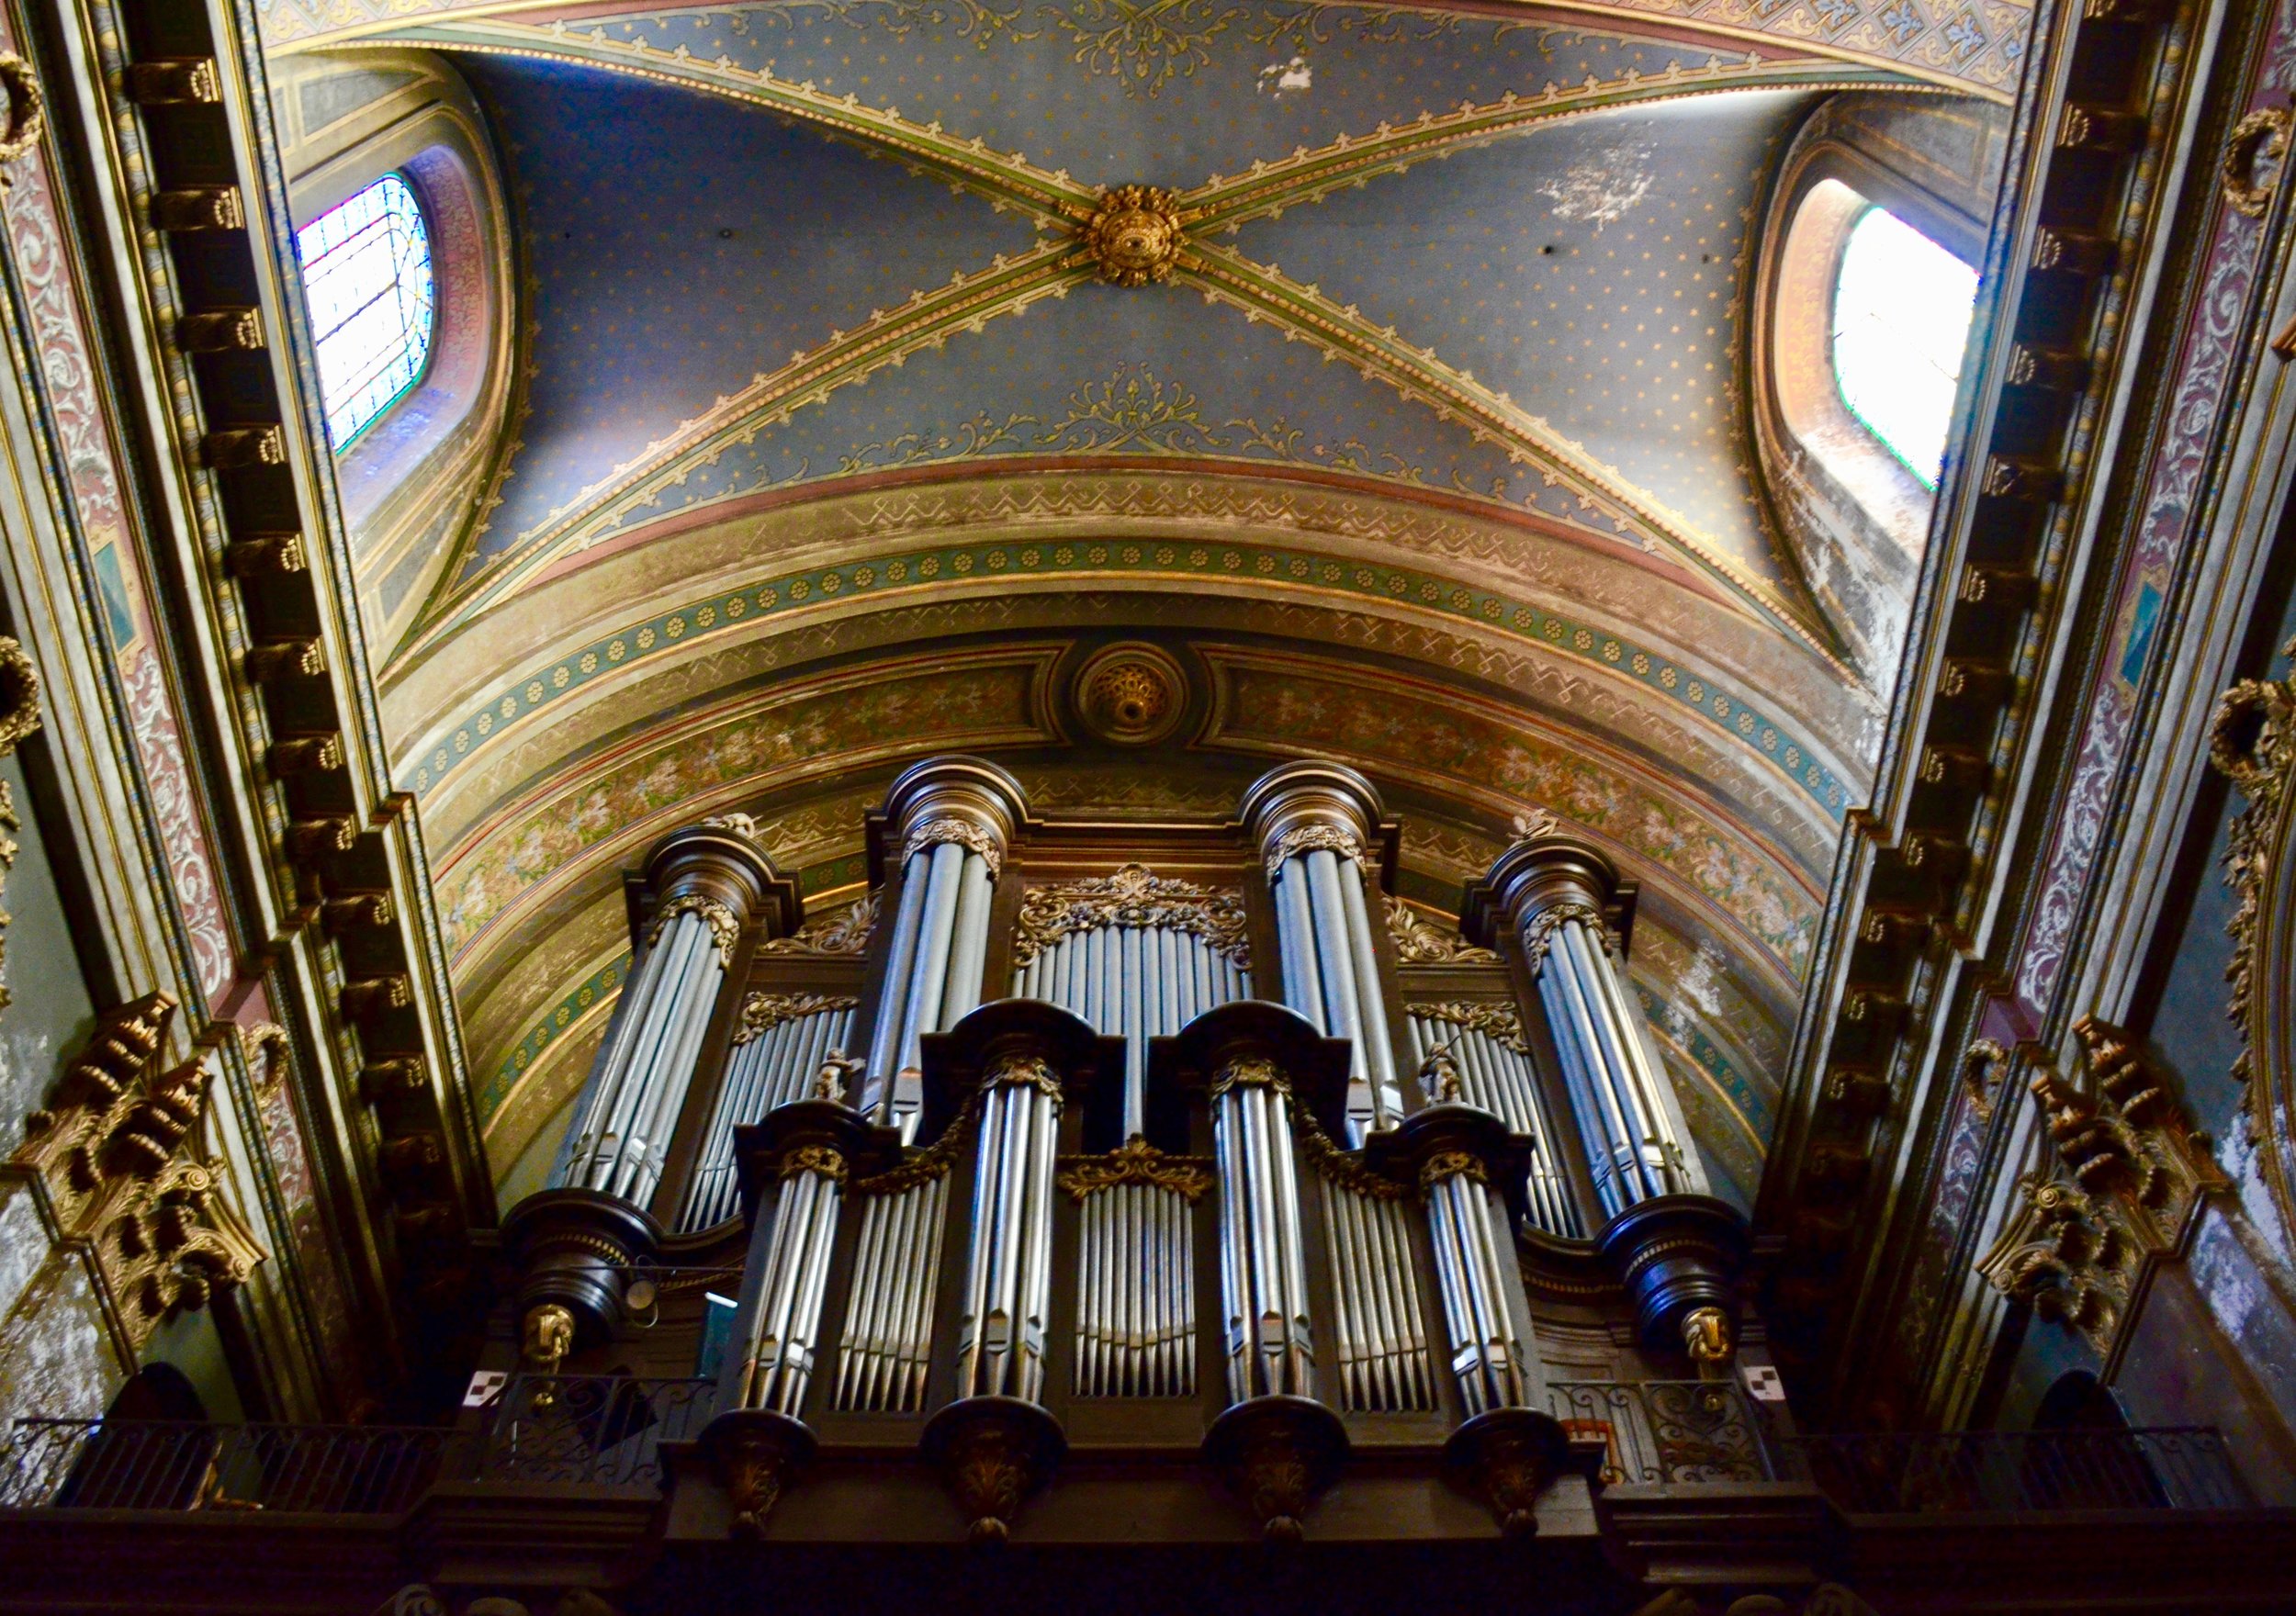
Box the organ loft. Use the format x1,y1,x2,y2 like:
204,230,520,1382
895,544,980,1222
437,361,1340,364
0,0,2291,1610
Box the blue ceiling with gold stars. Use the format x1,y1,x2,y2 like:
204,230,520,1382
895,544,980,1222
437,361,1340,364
445,2,1846,623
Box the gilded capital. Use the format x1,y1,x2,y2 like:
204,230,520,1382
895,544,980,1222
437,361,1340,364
1237,759,1387,881
881,754,1029,880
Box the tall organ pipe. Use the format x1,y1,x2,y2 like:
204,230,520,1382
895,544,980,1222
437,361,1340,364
1242,761,1401,1145
556,821,799,1209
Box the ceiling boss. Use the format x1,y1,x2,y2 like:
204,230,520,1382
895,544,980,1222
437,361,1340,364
1075,184,1192,286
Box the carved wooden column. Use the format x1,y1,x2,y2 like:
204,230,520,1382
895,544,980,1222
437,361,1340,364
1240,761,1404,1142
1464,831,1748,1371
860,757,1029,1139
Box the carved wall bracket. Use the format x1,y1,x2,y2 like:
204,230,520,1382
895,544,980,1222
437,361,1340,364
12,994,265,1348
1975,1017,2225,1360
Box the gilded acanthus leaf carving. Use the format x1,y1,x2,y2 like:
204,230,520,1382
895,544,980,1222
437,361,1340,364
1011,862,1249,966
1975,1017,2223,1359
731,992,859,1047
760,890,879,956
1385,895,1497,964
13,993,265,1348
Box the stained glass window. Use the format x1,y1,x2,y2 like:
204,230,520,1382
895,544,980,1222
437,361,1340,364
295,174,435,450
1830,206,1978,488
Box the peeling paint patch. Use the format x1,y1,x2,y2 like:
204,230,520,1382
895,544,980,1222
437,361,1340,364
1537,145,1653,227
1257,56,1311,97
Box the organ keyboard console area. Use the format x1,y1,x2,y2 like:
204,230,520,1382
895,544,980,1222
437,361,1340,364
499,756,1760,1544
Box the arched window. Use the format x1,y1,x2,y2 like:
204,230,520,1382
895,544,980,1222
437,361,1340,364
1829,206,1978,488
295,173,435,450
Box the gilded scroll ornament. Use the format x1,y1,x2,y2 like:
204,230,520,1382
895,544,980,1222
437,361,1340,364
731,991,859,1046
1959,1037,2008,1122
2222,104,2292,219
2209,646,2296,1235
1418,1046,1463,1104
1077,184,1189,286
903,816,1005,877
1519,901,1612,976
1208,1053,1284,1097
1405,1000,1529,1053
1681,1305,1733,1379
0,636,41,1017
985,1051,1062,1098
1011,862,1249,966
760,890,879,955
13,994,266,1349
1385,894,1498,963
0,55,43,186
853,1097,980,1195
1055,1134,1215,1201
648,892,741,962
1264,823,1362,880
780,1144,848,1183
1418,1150,1485,1193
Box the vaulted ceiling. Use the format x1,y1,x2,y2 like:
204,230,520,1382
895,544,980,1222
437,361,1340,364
266,0,2008,1207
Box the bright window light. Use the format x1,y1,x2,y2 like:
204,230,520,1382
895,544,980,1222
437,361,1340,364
1830,206,1977,488
295,173,434,450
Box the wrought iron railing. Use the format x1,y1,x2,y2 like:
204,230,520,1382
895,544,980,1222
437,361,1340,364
477,1375,715,1487
1783,1428,2248,1513
1547,1379,1775,1484
0,1418,467,1511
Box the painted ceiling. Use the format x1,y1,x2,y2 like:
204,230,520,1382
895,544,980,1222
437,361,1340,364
288,0,1984,1214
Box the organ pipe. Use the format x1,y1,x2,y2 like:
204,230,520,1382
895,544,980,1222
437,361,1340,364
681,996,859,1231
1242,762,1404,1143
862,758,1027,1139
1210,1055,1317,1402
952,1052,1065,1403
556,821,799,1209
1404,1008,1581,1238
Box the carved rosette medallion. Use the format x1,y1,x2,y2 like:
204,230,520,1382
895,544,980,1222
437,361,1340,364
1079,185,1188,286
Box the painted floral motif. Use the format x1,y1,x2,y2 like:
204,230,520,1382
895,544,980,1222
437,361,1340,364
1223,665,1818,974
435,661,1039,958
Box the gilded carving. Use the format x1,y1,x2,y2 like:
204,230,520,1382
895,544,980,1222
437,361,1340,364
648,892,741,963
2210,648,2296,1235
1405,1001,1529,1054
760,891,879,956
1056,1135,1215,1201
1076,184,1190,285
903,816,1005,877
0,636,39,1015
1681,1305,1733,1379
1418,1046,1463,1104
731,992,859,1047
780,1144,848,1183
1418,1150,1484,1193
1975,1018,2225,1359
2222,105,2291,219
521,1302,575,1384
1959,1037,2007,1122
1264,822,1362,879
985,1050,1063,1098
1012,862,1249,966
0,54,43,185
1385,894,1498,963
1520,901,1612,976
12,995,265,1348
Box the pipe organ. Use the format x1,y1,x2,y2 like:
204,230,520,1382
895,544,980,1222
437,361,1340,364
514,754,1754,1543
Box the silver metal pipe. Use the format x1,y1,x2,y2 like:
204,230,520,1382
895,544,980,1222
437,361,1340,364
1538,962,1633,1217
1273,867,1328,1032
865,863,932,1119
1212,1091,1252,1403
563,915,676,1185
1559,921,1665,1195
1553,925,1660,1205
940,850,996,1028
580,910,703,1191
895,843,965,1081
612,917,723,1202
1334,856,1401,1126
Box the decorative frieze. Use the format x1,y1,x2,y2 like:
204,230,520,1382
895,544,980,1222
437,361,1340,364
1012,862,1249,966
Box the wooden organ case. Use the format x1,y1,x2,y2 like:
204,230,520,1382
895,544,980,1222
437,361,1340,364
497,756,1761,1547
